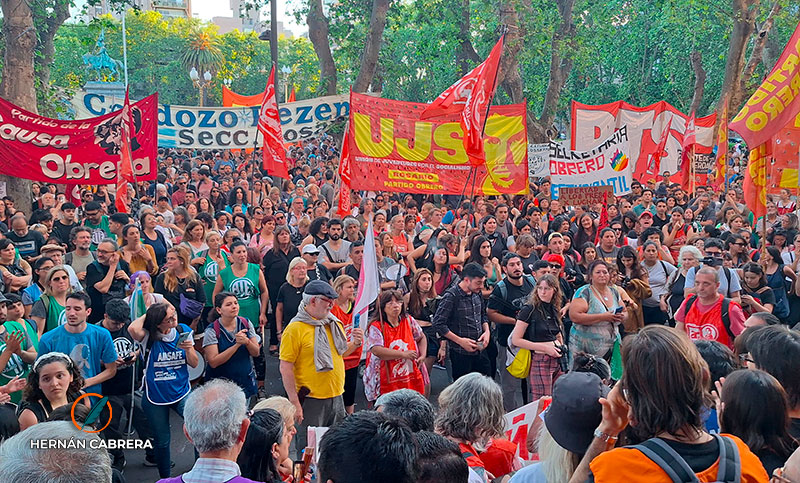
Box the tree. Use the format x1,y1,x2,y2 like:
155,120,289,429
352,0,391,92
181,30,225,76
307,0,338,95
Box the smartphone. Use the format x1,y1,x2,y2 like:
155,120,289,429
614,306,624,314
176,331,192,345
123,352,137,364
292,447,314,481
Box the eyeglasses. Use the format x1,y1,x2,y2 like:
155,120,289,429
705,250,723,257
96,249,114,254
51,275,69,282
612,227,623,231
549,264,562,269
739,353,755,364
731,242,746,246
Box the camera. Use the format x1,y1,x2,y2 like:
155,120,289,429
564,267,579,279
701,256,723,267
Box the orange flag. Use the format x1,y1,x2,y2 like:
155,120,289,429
288,87,296,103
115,90,134,214
713,99,729,191
744,142,771,234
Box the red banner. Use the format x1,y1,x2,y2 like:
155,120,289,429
259,66,288,179
571,100,716,183
222,85,265,107
346,92,528,195
0,94,158,184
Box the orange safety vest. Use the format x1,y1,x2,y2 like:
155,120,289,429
590,433,768,483
369,316,425,396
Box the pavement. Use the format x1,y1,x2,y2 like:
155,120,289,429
121,351,454,483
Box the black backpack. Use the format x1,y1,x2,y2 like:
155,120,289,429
633,434,741,483
683,295,734,341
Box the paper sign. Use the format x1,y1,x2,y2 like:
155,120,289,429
558,185,614,206
503,397,552,461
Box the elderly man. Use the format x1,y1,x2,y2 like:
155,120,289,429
375,388,435,432
85,239,130,324
158,379,256,483
0,421,113,483
279,280,363,449
7,214,45,260
40,244,82,292
676,266,746,350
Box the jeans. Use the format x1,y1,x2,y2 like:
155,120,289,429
141,394,187,478
107,392,154,458
450,349,492,381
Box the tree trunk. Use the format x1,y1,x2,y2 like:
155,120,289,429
689,50,706,115
717,0,758,116
457,0,481,75
0,0,37,215
498,0,575,143
34,0,70,91
353,0,390,93
307,0,337,95
736,0,781,107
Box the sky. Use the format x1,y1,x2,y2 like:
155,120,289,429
192,0,306,37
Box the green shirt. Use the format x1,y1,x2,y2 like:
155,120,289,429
84,215,112,251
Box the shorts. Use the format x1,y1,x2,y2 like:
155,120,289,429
343,366,359,407
421,325,439,358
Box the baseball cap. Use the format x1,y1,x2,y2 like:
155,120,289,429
543,372,609,454
302,244,321,255
638,211,653,219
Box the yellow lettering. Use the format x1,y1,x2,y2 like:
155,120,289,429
747,88,770,106
732,105,749,123
395,121,433,161
432,123,466,164
763,96,785,120
792,72,800,97
353,113,394,158
777,85,795,107
745,111,768,132
767,71,787,85
782,53,799,77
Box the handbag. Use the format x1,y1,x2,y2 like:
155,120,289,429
179,293,204,319
506,347,531,379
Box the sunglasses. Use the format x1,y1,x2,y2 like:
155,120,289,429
549,264,562,269
51,275,69,282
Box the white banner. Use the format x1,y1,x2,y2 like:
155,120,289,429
71,91,350,148
550,126,633,199
528,143,550,180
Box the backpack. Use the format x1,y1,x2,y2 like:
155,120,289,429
64,251,97,266
633,434,741,483
496,275,536,301
212,316,248,340
683,294,734,341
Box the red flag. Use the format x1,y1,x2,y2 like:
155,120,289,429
680,112,696,189
420,34,504,166
115,91,134,214
713,99,729,191
258,65,289,179
337,127,352,218
66,184,83,207
745,142,770,234
288,86,296,103
635,117,673,182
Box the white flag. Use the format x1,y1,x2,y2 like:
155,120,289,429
353,217,380,328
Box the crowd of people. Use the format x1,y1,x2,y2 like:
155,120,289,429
0,135,799,482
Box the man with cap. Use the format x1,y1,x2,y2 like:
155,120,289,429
510,372,608,483
279,280,363,449
302,244,332,283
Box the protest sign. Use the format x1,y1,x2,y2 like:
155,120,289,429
550,126,633,199
503,397,551,462
72,91,350,148
345,92,529,195
571,100,716,181
0,94,158,184
559,185,613,206
528,143,550,180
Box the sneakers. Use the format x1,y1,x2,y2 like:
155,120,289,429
143,455,175,468
112,454,126,471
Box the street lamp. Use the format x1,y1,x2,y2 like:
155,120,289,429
189,67,213,107
223,78,232,89
281,65,291,102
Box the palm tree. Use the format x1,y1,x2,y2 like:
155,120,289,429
180,30,224,75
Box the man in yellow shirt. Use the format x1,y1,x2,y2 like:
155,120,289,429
279,280,363,448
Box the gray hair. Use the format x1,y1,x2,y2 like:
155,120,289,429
435,372,504,445
678,245,703,263
98,238,118,251
0,421,112,483
696,266,719,283
342,217,360,229
184,379,248,453
375,388,435,432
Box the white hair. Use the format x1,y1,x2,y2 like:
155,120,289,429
678,245,703,263
0,421,112,483
183,379,248,453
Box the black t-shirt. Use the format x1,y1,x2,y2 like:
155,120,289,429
516,302,561,343
277,282,306,325
52,221,78,247
98,321,135,396
661,437,719,473
7,230,45,259
652,214,669,229
153,272,206,325
307,265,332,284
741,285,776,313
519,253,540,275
488,277,534,347
338,264,360,284
85,260,131,324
